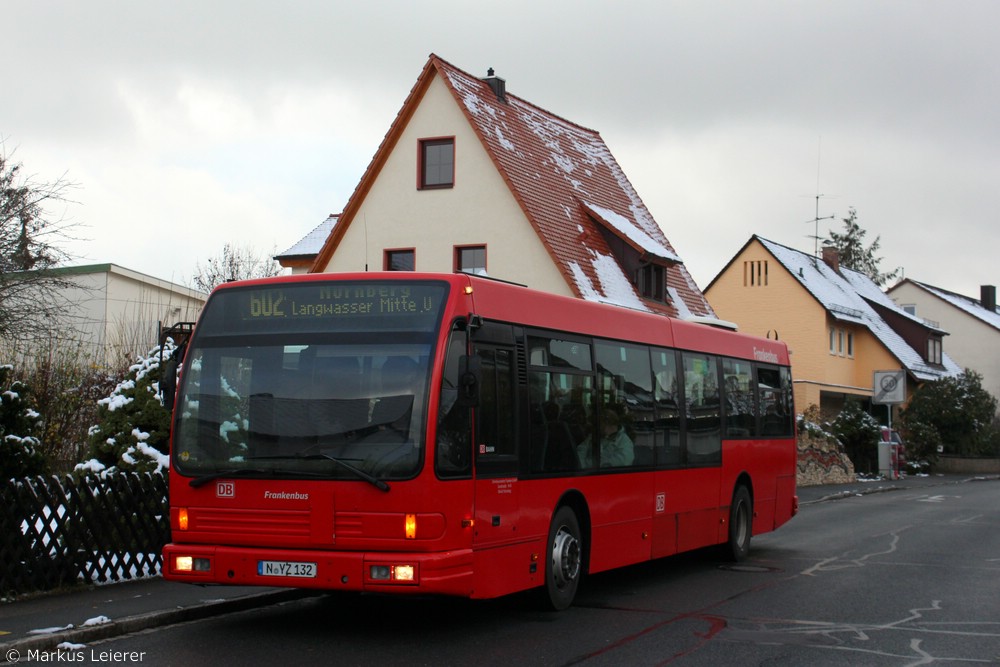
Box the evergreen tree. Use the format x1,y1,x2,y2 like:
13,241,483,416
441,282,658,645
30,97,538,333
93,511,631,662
0,363,47,478
824,207,900,286
76,342,176,476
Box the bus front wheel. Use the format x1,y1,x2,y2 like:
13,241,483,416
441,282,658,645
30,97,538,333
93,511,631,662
723,485,753,562
543,506,582,610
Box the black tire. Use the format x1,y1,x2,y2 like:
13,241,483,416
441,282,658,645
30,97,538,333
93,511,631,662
542,506,582,611
723,485,752,562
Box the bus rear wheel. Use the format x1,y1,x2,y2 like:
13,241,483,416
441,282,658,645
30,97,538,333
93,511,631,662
543,506,582,611
723,485,752,562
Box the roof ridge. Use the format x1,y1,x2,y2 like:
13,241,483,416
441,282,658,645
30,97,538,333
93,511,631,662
429,54,601,136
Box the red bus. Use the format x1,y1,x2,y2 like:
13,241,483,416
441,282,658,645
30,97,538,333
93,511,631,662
162,272,797,609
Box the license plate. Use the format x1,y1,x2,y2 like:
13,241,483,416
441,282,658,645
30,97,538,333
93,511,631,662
257,560,317,578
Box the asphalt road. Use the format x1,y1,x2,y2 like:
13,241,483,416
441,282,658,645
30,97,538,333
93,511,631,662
23,476,997,666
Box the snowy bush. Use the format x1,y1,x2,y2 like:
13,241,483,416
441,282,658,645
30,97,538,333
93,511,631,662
76,342,177,476
830,399,881,475
0,364,47,478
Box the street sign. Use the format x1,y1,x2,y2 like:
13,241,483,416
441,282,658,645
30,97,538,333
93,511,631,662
873,370,906,405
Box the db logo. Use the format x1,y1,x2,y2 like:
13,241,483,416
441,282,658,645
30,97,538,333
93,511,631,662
655,492,666,513
216,481,235,498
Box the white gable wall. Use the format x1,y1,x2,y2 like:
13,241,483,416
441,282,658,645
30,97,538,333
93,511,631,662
889,281,1000,399
319,73,572,296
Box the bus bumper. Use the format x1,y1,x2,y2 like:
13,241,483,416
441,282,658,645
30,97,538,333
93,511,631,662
162,543,475,597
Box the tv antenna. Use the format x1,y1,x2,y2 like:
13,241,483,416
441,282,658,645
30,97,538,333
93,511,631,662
805,194,835,258
804,138,835,257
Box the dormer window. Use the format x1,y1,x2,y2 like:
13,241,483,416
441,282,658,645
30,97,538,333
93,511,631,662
419,137,454,189
637,263,666,301
927,337,942,365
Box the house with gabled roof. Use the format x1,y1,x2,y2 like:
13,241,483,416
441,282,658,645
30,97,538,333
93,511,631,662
304,54,713,320
703,235,961,418
887,280,1000,401
276,214,339,273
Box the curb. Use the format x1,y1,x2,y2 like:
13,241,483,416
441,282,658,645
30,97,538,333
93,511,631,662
800,473,1000,506
1,588,319,656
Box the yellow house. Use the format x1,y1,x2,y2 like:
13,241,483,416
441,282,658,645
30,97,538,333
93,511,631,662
704,236,961,418
300,54,714,320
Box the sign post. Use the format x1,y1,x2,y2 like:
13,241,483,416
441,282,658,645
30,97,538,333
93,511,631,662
873,370,906,478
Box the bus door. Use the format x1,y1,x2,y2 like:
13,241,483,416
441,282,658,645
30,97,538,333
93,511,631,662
469,327,521,550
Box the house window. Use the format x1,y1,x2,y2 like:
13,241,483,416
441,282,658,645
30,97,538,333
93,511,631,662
455,245,487,275
846,331,855,358
829,328,836,354
384,249,415,271
927,337,942,365
419,138,454,189
743,260,768,286
637,264,665,301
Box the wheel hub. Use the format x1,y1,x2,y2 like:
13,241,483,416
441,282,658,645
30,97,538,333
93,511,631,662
551,526,580,588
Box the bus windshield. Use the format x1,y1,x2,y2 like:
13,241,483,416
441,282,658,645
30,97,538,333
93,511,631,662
171,280,449,485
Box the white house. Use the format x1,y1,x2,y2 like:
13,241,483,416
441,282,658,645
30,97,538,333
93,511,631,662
6,263,206,368
298,54,713,320
887,280,1000,400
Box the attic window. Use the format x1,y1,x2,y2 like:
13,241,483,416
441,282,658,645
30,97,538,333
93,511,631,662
419,138,454,189
744,260,768,286
927,337,942,365
637,264,666,302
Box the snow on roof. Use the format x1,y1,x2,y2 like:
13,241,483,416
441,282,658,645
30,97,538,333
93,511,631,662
436,56,709,320
569,253,651,312
583,202,682,263
277,214,339,258
758,237,961,381
906,280,1000,332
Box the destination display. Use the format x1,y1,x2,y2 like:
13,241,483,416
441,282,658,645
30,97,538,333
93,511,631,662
201,281,450,335
245,284,441,320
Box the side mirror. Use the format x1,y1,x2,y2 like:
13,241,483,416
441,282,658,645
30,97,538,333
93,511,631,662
456,355,481,408
160,340,187,412
161,357,178,411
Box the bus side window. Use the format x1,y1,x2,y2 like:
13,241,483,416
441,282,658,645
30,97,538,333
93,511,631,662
594,341,653,467
529,371,592,473
757,365,792,437
652,348,681,466
475,347,515,460
722,358,756,438
682,352,721,464
436,327,472,477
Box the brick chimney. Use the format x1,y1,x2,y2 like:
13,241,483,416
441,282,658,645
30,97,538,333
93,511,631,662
821,246,841,274
981,285,997,312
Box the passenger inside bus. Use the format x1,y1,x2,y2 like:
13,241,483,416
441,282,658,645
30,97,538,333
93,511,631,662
577,409,635,468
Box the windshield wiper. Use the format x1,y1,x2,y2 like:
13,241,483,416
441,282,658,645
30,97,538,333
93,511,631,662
188,467,328,488
248,453,390,493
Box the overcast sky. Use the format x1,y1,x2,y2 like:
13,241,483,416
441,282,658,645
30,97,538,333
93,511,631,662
5,1,997,298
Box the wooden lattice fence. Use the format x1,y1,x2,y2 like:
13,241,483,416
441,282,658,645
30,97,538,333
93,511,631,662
0,473,170,596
